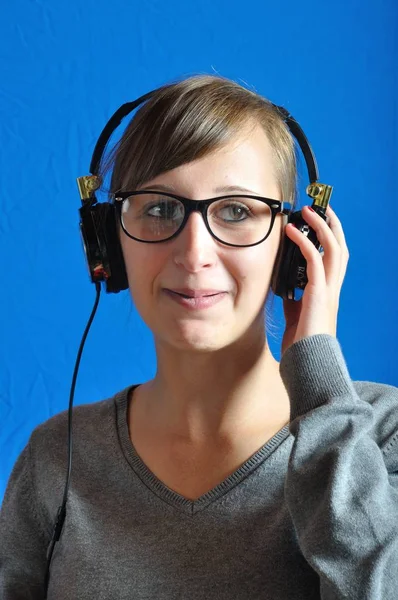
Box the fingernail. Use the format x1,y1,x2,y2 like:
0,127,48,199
308,206,315,213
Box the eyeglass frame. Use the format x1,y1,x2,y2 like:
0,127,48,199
111,190,293,248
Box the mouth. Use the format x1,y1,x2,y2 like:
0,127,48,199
173,292,219,299
163,289,227,310
165,289,224,299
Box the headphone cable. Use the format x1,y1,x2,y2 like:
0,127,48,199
43,281,102,598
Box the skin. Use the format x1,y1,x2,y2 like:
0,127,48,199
119,122,293,451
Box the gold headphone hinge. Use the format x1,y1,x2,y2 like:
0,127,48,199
77,175,102,203
306,182,333,211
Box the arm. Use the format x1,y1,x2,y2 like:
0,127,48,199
0,441,49,599
279,334,398,600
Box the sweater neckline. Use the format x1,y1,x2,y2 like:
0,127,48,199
114,384,290,515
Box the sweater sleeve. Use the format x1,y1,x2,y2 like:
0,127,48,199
279,333,398,600
0,440,49,599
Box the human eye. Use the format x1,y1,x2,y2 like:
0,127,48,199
138,195,183,221
213,198,257,223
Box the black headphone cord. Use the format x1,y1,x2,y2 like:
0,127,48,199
43,281,102,598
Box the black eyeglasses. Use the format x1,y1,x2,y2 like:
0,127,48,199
112,190,293,248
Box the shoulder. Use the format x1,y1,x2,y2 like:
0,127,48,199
28,385,132,458
352,379,398,464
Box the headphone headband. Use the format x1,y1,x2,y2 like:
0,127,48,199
89,91,154,175
88,88,319,183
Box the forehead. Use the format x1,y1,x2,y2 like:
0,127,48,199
140,124,278,197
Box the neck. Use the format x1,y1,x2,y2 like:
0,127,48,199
135,328,290,447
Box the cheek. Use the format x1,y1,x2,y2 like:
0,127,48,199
120,239,160,299
237,246,277,289
234,242,280,314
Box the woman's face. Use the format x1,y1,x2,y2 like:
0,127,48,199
119,123,285,352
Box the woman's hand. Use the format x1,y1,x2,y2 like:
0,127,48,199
281,205,350,356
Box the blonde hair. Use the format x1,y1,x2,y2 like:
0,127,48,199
99,74,298,340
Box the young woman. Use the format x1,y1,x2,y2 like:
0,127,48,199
1,74,398,599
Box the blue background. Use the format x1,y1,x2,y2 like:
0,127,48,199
1,0,397,502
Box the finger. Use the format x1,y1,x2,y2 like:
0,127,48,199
310,205,350,284
300,206,343,284
325,205,350,257
285,223,327,290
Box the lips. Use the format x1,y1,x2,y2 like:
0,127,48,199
166,289,224,298
164,289,227,310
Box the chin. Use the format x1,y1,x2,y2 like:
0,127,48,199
157,319,248,354
164,326,226,352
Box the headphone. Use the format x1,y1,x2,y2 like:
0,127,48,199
76,89,332,301
43,86,333,597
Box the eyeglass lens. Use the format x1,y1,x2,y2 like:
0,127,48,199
120,193,273,246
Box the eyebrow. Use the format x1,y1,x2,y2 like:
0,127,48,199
139,183,260,195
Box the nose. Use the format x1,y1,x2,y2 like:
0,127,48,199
172,210,218,271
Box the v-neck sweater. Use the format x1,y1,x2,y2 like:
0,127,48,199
1,334,398,599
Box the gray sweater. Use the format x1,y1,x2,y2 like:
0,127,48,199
1,334,398,599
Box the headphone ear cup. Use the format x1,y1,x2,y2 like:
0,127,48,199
270,210,307,301
79,201,128,294
102,203,129,293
